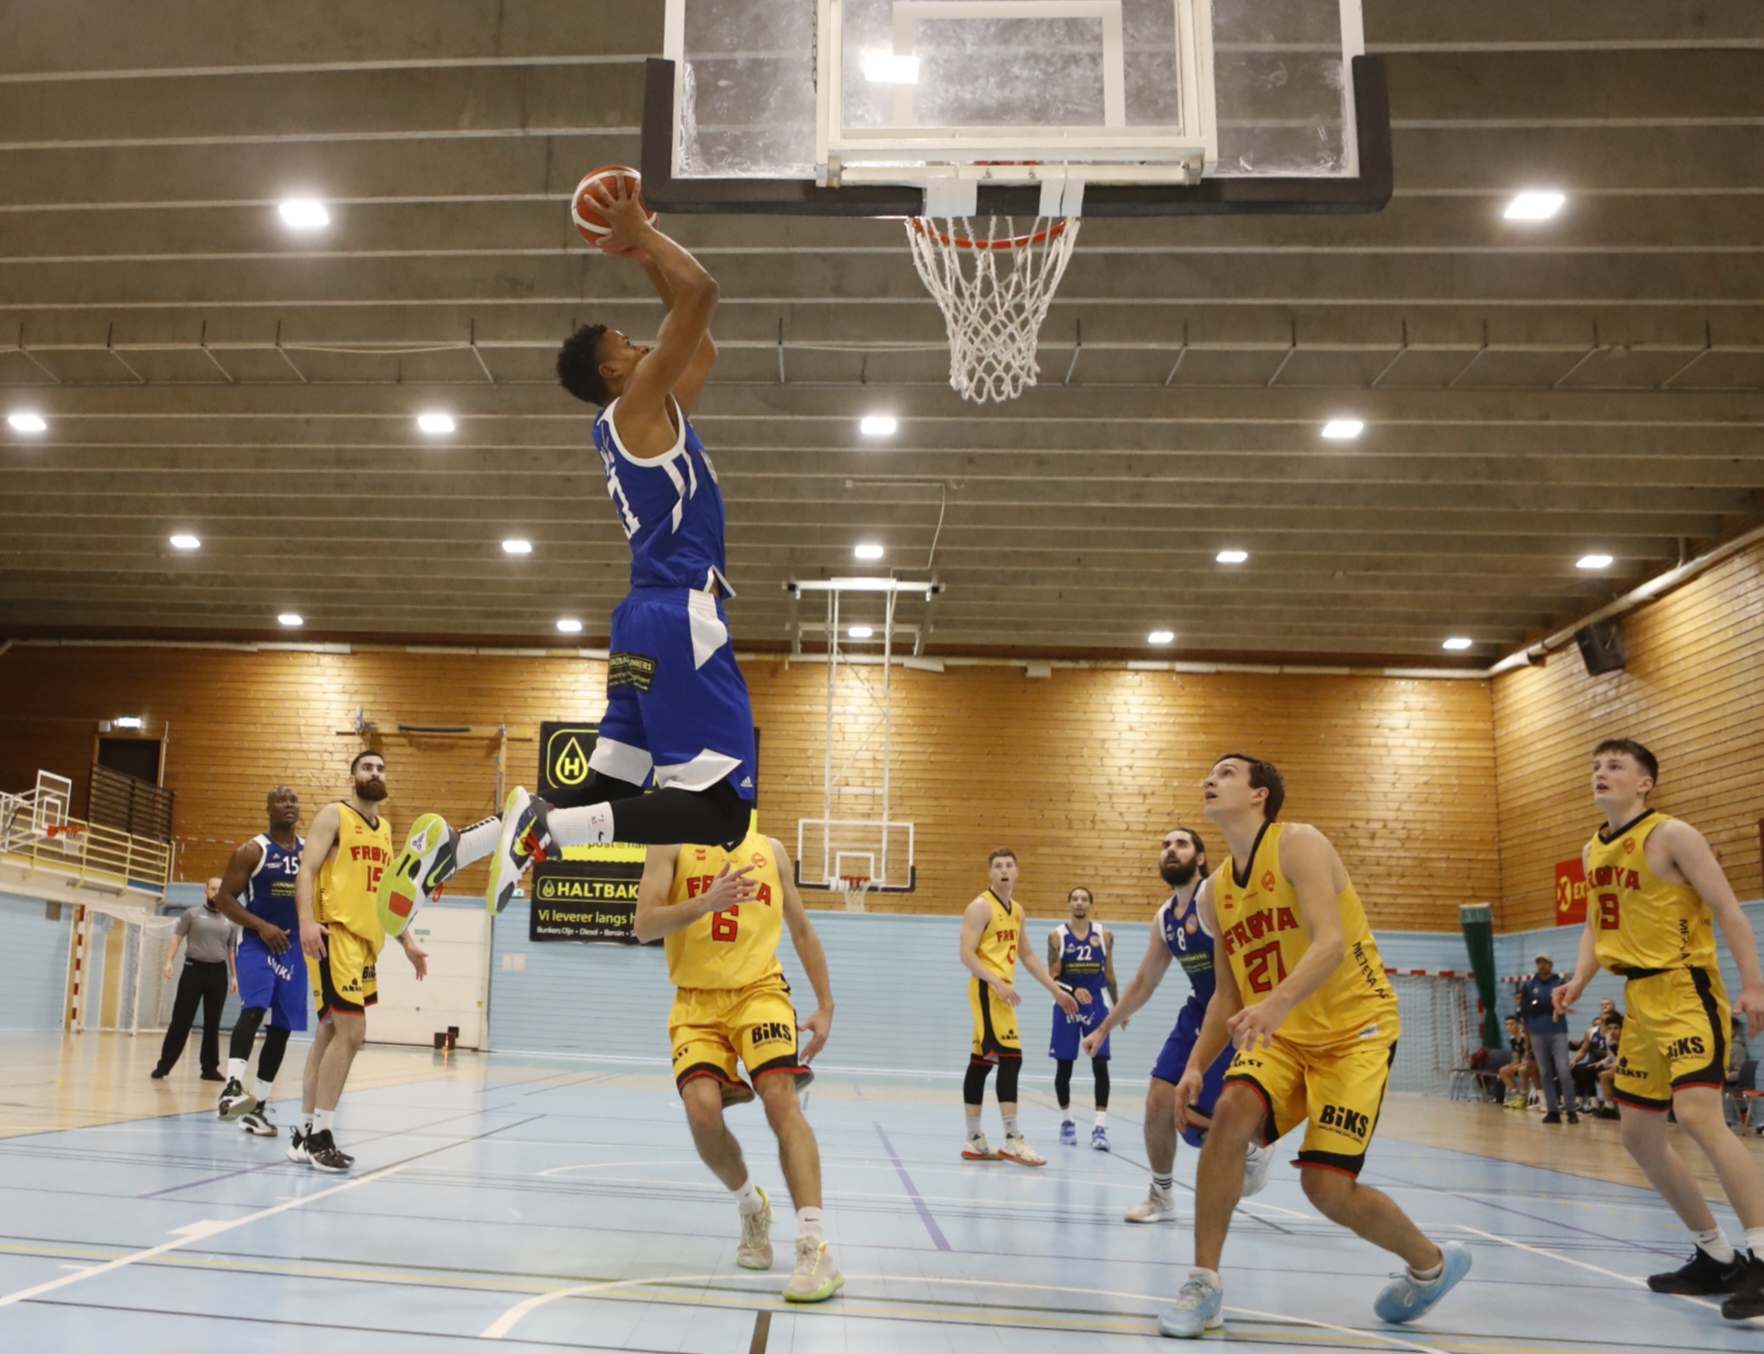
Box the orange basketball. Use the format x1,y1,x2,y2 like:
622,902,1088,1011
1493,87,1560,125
571,165,657,241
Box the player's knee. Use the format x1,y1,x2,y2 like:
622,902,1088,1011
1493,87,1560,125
1668,1086,1726,1137
1207,1087,1262,1145
1146,1078,1177,1114
331,1013,367,1049
756,1074,803,1127
1300,1165,1355,1214
680,1081,727,1140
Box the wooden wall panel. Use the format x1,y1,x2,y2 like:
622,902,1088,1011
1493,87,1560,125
1492,542,1764,930
0,645,1498,930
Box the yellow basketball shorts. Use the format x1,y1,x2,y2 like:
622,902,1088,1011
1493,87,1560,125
1223,1031,1397,1177
669,975,806,1091
969,975,1021,1061
1611,965,1730,1110
306,924,380,1017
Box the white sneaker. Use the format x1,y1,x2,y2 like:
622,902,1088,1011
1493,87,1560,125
997,1133,1046,1167
1124,1189,1177,1223
1158,1271,1224,1337
961,1133,999,1160
782,1235,844,1303
736,1186,774,1270
1242,1140,1274,1197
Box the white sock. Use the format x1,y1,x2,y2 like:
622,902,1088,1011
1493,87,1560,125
455,815,502,867
302,1112,314,1132
1152,1173,1174,1196
1744,1227,1764,1261
1094,1110,1108,1128
1002,1113,1020,1138
253,1078,273,1102
1190,1267,1220,1289
226,1058,247,1082
313,1107,335,1136
965,1110,983,1138
1060,1112,1073,1125
1408,1257,1444,1282
1696,1226,1737,1264
549,803,616,847
797,1206,825,1240
733,1179,765,1215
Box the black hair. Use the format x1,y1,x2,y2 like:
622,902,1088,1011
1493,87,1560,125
1214,752,1287,821
349,750,383,774
1165,825,1210,878
556,323,612,406
1067,886,1094,904
1593,737,1659,788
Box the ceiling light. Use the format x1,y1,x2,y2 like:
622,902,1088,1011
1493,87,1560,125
112,717,144,730
848,625,875,639
862,52,920,84
417,413,456,435
7,413,47,433
556,618,583,634
277,613,304,627
169,534,201,551
278,199,330,229
859,415,898,437
502,539,533,555
1504,191,1565,221
853,543,885,561
1216,549,1248,565
1147,630,1175,645
1576,553,1613,570
1442,636,1474,651
1321,419,1364,440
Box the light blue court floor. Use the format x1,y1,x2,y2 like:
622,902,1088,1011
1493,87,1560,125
1,1033,1760,1352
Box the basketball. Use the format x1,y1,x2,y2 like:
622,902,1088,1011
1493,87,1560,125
571,165,656,242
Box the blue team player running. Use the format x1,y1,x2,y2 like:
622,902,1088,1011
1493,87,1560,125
211,785,308,1136
1083,826,1273,1222
375,173,761,929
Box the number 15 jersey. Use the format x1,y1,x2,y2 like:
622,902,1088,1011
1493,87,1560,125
1214,822,1398,1048
664,832,783,990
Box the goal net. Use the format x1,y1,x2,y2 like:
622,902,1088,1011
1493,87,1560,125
77,903,182,1035
1388,973,1475,1095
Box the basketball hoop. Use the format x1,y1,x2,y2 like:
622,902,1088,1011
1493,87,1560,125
839,875,872,913
905,214,1080,405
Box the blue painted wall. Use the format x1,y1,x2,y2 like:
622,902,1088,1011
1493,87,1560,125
0,892,75,1031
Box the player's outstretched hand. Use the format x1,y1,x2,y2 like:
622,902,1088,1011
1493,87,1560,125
800,1006,832,1063
299,918,328,960
1227,998,1286,1052
589,177,655,258
698,862,757,916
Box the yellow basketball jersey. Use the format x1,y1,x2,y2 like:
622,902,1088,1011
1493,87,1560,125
664,832,785,990
317,802,392,949
1586,811,1716,973
972,890,1023,983
1214,822,1398,1046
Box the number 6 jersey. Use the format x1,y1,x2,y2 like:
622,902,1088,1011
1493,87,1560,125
664,831,784,990
1213,822,1398,1047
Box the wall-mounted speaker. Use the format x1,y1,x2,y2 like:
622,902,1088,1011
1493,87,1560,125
1575,616,1626,675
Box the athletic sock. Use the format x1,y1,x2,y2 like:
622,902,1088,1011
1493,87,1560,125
302,1112,314,1133
1695,1226,1737,1264
1190,1267,1220,1289
312,1107,335,1136
455,815,501,866
1152,1173,1174,1197
253,1078,273,1102
1001,1113,1020,1138
226,1058,247,1083
797,1206,825,1240
1408,1258,1444,1282
1094,1110,1108,1128
965,1110,983,1138
733,1179,766,1215
1743,1227,1764,1262
548,803,616,847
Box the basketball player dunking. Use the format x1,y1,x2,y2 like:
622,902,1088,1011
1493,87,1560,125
378,176,758,932
293,752,427,1172
634,831,842,1302
1046,886,1118,1150
1082,827,1272,1223
1553,738,1764,1319
1158,755,1470,1338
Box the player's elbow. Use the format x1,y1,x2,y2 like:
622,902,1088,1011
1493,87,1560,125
632,911,661,943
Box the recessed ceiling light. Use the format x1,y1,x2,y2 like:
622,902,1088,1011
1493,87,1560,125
853,543,885,561
278,199,330,229
1147,629,1175,645
1216,549,1248,565
1576,553,1613,570
862,51,920,84
502,539,533,555
1442,636,1474,651
277,612,304,627
859,415,898,437
1504,191,1565,221
169,534,201,551
848,625,875,639
556,618,583,634
7,413,47,433
1321,419,1364,440
417,413,456,435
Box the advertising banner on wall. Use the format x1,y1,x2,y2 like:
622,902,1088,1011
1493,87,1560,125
528,846,650,944
1554,857,1587,925
538,721,598,799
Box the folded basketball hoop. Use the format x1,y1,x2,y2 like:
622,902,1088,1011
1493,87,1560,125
905,215,1080,405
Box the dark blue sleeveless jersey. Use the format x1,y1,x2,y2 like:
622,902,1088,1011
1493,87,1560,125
1053,923,1109,998
593,397,732,594
1157,885,1216,1013
245,833,302,931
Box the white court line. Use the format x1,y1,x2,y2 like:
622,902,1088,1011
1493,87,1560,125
0,1156,419,1310
481,1272,745,1338
1453,1224,1731,1316
535,1159,687,1178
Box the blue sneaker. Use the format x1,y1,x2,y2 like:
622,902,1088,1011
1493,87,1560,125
1373,1241,1472,1324
1091,1124,1110,1151
1158,1272,1223,1338
1058,1119,1077,1146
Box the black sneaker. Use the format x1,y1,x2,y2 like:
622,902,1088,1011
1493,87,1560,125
305,1129,354,1174
150,1068,168,1080
1650,1245,1745,1295
1566,1111,1580,1124
286,1126,310,1164
1541,1111,1561,1124
238,1107,278,1138
1723,1253,1764,1319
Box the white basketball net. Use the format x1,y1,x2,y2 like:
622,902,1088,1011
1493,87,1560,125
905,216,1081,404
839,876,872,912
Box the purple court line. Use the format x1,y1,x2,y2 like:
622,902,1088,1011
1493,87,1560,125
874,1122,952,1252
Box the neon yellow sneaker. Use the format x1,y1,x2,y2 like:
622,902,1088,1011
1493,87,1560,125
485,787,552,914
783,1235,844,1302
378,813,456,937
736,1185,773,1270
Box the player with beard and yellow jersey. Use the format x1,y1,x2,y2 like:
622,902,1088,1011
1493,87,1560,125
1155,754,1469,1340
1554,738,1764,1320
634,829,841,1303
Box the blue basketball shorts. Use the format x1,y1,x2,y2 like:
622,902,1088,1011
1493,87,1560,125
591,586,758,800
1152,1000,1233,1148
1049,991,1111,1061
235,931,308,1032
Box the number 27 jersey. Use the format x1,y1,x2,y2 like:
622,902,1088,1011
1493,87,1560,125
664,832,784,990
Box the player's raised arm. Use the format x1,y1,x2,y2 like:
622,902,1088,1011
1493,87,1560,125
774,839,834,1062
634,254,717,417
1659,817,1764,1033
295,802,339,960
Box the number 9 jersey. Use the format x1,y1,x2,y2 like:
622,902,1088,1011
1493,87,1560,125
664,831,784,990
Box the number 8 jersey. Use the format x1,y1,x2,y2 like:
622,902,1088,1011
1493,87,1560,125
1213,822,1398,1047
664,831,784,990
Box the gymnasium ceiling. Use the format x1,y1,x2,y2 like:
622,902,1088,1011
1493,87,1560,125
1,1,1761,664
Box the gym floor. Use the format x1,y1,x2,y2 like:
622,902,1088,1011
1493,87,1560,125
0,1033,1755,1351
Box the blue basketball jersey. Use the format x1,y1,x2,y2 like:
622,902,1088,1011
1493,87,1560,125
593,397,732,594
1054,922,1110,999
1157,884,1216,1012
245,833,302,931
